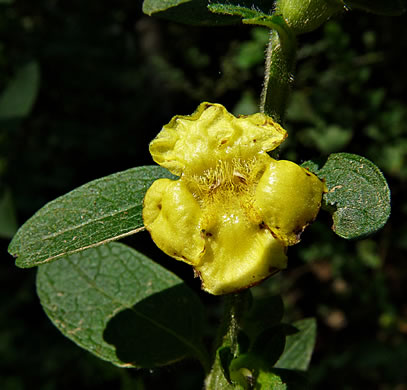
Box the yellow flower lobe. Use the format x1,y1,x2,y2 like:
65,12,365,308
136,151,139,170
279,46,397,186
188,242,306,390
255,159,327,246
143,178,205,265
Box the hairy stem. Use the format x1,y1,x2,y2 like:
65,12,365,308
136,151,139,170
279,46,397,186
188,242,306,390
260,27,297,124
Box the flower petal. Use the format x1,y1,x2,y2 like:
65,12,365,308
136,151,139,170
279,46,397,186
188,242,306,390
143,178,205,265
255,159,326,245
195,207,287,295
149,102,287,176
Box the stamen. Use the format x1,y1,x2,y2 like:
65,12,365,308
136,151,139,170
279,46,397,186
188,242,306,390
186,156,265,204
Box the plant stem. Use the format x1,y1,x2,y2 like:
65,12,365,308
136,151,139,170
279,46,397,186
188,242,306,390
204,291,251,389
260,27,297,124
222,292,250,355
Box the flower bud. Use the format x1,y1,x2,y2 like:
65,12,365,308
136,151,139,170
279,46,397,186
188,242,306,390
275,0,343,34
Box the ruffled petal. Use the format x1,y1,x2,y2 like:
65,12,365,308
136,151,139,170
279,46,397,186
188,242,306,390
143,178,205,265
255,159,326,245
149,102,287,176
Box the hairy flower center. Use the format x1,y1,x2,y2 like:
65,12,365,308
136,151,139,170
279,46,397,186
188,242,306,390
182,156,267,235
187,156,266,203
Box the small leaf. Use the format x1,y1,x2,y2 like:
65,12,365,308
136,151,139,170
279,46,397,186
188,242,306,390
0,61,40,120
208,3,262,20
36,242,207,368
318,153,391,239
342,0,407,15
9,166,175,268
256,371,287,390
258,369,307,390
209,3,292,33
218,346,234,383
275,318,316,371
205,351,236,390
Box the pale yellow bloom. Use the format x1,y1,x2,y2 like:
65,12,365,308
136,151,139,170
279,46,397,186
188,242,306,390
143,102,325,295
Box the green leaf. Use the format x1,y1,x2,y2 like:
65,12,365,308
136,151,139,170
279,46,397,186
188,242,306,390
142,0,240,26
218,346,234,384
257,368,308,390
142,0,277,26
208,3,292,31
205,351,236,390
342,0,407,15
0,188,18,238
0,61,40,120
8,165,175,268
208,3,263,20
36,242,208,368
142,0,191,15
256,371,287,390
318,153,391,239
275,318,316,371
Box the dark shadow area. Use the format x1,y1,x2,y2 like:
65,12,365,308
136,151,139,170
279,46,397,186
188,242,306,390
103,283,206,368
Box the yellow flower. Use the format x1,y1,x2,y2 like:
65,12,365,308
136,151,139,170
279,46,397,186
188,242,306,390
143,102,325,295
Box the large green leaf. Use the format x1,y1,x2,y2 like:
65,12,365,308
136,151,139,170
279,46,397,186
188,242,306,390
275,318,316,371
318,153,391,239
0,61,40,120
8,166,175,268
36,242,208,368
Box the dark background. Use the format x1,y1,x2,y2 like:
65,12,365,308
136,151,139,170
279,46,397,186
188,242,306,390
0,1,406,389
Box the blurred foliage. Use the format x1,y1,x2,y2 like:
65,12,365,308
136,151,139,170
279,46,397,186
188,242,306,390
1,1,407,389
